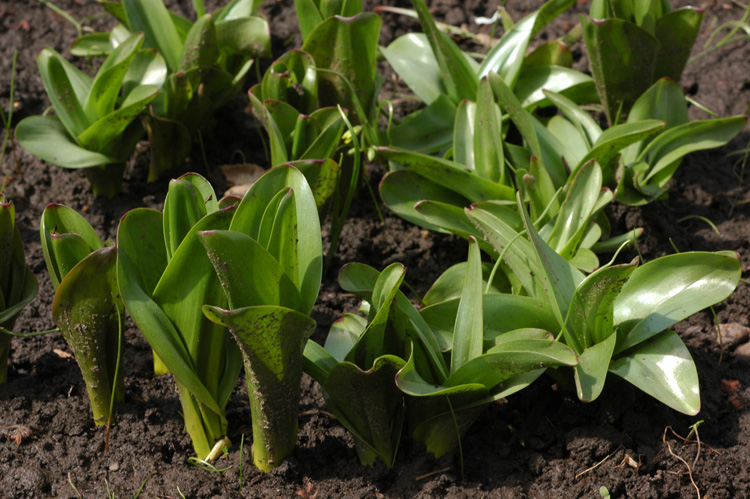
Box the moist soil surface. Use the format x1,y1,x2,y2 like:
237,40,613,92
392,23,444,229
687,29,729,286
2,0,750,497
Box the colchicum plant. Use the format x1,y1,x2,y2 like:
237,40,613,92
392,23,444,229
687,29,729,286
306,238,579,464
117,173,243,461
468,193,742,413
74,0,271,180
582,0,705,124
379,0,595,153
201,165,322,472
40,204,124,426
0,194,38,385
118,166,321,469
16,32,160,197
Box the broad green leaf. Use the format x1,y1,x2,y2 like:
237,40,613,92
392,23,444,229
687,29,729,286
199,230,303,312
518,193,585,324
77,84,158,154
178,15,219,72
52,246,122,425
412,0,478,102
414,200,485,243
654,8,703,81
574,331,616,403
163,176,211,259
542,89,601,147
85,32,144,121
380,94,455,153
289,159,339,213
380,33,444,104
473,77,504,183
453,99,476,170
516,66,596,110
16,116,120,168
379,147,515,202
380,171,470,233
40,52,91,138
123,0,183,72
447,338,578,388
546,161,602,257
151,210,236,407
581,15,660,124
346,263,405,369
420,294,558,348
122,49,168,98
230,166,321,314
488,73,567,187
467,205,542,297
324,313,367,362
578,119,665,177
323,355,405,468
451,238,483,373
203,304,316,472
610,331,700,415
216,17,270,57
71,32,116,57
640,116,746,186
478,0,575,86
614,251,741,353
293,0,324,40
302,13,381,118
117,208,225,419
40,204,104,289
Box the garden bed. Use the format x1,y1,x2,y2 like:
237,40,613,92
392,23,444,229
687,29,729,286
2,0,750,497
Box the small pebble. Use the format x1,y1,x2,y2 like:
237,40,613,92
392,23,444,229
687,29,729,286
734,342,750,360
109,462,119,472
719,323,750,348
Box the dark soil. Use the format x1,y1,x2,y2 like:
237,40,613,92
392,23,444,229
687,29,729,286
2,0,750,497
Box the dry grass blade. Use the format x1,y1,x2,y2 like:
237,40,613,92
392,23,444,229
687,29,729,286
662,426,701,499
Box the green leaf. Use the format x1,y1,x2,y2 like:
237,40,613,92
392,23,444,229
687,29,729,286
473,77,504,182
378,147,515,202
216,17,271,57
379,170,469,233
324,313,367,362
380,33,444,104
302,13,381,119
117,209,228,427
85,32,144,121
411,0,478,102
123,0,184,72
380,94,455,154
639,116,746,186
574,332,616,403
199,230,303,312
515,66,596,110
76,84,157,154
451,237,483,373
517,193,585,324
38,50,91,138
478,0,574,86
122,49,168,98
40,204,104,289
610,331,700,415
230,166,321,314
654,8,703,81
614,251,741,353
323,355,406,468
178,15,219,72
581,15,660,124
447,338,578,388
16,116,120,168
203,304,316,472
52,246,122,425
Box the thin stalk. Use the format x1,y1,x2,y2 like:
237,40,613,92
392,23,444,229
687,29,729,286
36,0,82,36
192,0,206,18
